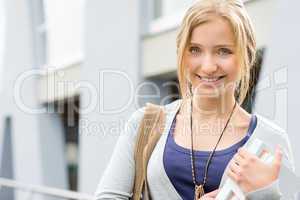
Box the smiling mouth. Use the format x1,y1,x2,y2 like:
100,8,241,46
196,75,227,82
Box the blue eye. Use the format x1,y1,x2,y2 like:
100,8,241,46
218,48,233,56
189,46,201,55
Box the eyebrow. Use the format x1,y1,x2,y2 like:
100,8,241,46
189,42,235,48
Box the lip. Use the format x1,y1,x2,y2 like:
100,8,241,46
196,75,226,85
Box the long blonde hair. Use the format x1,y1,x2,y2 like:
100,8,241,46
176,0,256,104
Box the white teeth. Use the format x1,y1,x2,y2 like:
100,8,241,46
203,78,218,82
200,76,220,82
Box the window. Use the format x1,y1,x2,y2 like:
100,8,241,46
43,0,84,68
153,0,194,20
149,0,195,34
241,48,265,113
153,0,162,19
149,0,254,35
54,96,80,191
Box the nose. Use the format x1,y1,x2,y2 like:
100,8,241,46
201,54,218,75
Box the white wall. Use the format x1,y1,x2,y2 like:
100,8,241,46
253,0,300,198
0,0,68,199
79,0,140,194
44,0,84,68
0,0,5,93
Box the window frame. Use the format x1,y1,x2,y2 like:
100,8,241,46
147,0,255,36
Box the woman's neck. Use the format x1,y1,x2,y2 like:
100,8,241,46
194,94,235,117
181,92,237,121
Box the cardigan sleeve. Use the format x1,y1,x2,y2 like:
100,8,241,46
94,108,145,200
245,179,281,200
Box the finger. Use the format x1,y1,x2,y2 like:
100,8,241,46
273,145,283,171
205,189,219,197
237,147,251,159
233,153,244,166
238,147,258,162
227,168,241,184
259,148,270,158
229,160,241,175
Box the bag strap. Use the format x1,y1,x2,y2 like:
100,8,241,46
132,103,166,200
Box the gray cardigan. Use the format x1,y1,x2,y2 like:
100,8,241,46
95,99,295,200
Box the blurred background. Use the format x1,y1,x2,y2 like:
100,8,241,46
0,0,299,199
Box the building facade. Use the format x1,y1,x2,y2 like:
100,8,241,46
0,0,299,199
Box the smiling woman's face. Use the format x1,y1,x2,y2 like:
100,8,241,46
184,16,240,97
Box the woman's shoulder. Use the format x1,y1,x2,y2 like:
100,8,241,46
252,113,290,146
254,114,287,137
163,99,183,112
130,99,182,121
126,99,182,131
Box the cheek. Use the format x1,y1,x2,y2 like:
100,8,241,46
185,57,201,72
218,58,240,80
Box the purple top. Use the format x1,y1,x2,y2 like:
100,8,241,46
163,114,257,200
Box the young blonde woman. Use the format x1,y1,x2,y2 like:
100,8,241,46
95,0,295,199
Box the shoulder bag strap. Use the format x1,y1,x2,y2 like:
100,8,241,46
132,103,165,200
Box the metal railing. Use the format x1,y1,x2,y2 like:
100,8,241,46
0,177,94,200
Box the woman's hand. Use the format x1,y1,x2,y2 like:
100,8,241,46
227,145,283,193
199,189,219,200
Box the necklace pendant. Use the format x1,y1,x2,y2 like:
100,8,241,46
194,184,205,200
